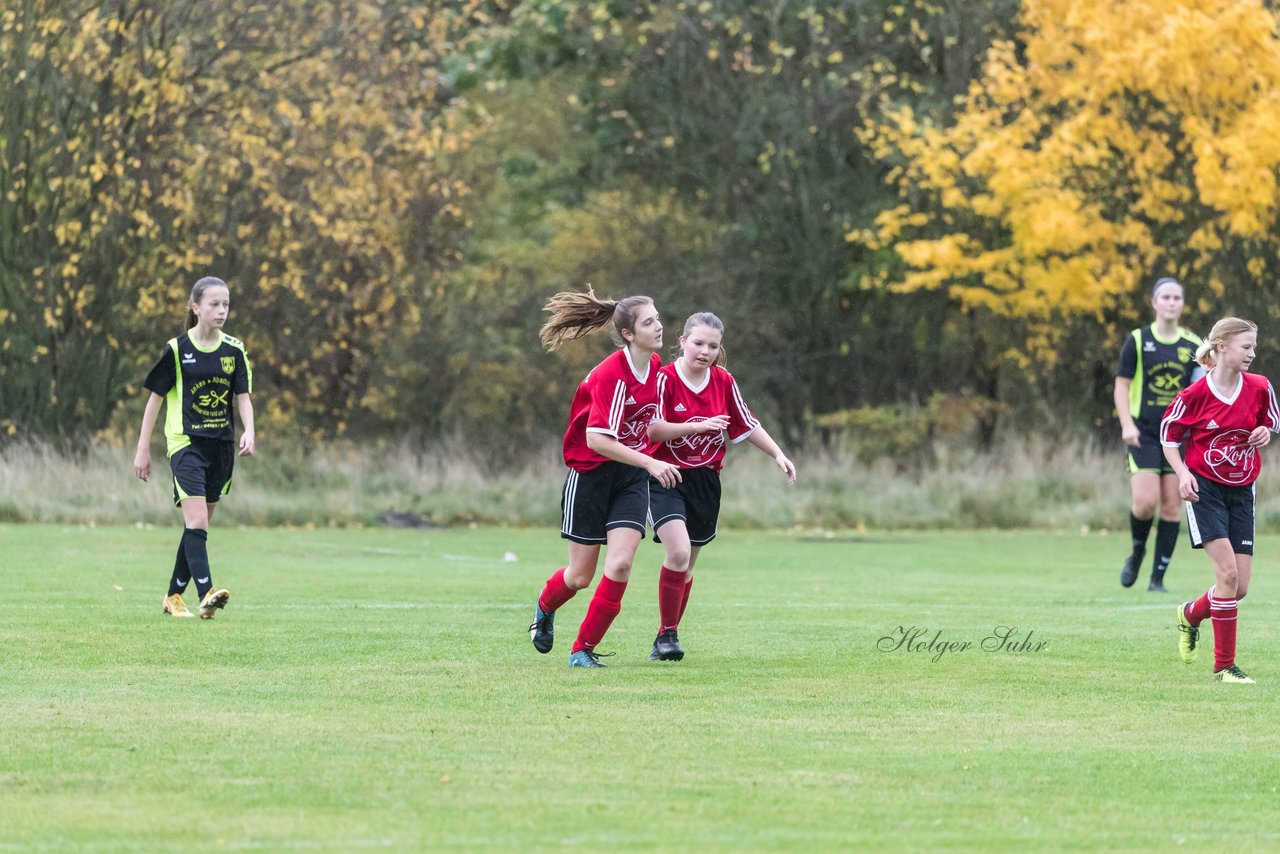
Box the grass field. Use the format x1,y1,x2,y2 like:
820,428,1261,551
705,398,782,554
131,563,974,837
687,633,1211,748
3,524,1280,851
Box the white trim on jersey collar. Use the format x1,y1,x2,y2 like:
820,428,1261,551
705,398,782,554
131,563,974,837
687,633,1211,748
623,347,651,383
1207,368,1243,405
675,359,711,394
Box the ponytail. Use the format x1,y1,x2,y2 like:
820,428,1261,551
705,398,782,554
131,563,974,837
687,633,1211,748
539,286,654,351
1194,339,1216,369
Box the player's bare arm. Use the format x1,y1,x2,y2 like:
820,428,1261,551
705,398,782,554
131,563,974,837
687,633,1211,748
1113,377,1140,447
648,415,731,443
133,392,164,482
585,431,681,488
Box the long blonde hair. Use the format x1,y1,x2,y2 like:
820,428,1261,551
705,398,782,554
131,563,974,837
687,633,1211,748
538,286,654,351
1196,317,1257,369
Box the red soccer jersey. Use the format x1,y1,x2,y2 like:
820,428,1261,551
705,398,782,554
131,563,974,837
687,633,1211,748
561,348,661,472
652,362,759,471
1160,371,1280,486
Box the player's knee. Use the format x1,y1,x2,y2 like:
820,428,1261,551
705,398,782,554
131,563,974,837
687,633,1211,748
664,545,691,571
563,565,596,590
603,566,632,585
603,556,634,580
1216,567,1239,595
606,556,633,575
1131,499,1158,519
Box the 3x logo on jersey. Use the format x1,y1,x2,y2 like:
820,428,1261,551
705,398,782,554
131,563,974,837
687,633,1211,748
189,375,233,427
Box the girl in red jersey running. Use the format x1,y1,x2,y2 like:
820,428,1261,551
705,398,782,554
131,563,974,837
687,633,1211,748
645,312,796,661
528,288,681,668
1161,317,1280,684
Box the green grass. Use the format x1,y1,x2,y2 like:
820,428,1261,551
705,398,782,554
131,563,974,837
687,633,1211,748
3,524,1280,851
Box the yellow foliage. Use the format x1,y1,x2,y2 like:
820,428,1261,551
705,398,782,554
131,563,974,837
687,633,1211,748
865,0,1280,367
0,0,488,436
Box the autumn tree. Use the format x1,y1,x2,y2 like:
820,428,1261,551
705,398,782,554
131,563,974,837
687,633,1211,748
0,0,486,440
468,0,1018,441
863,0,1280,428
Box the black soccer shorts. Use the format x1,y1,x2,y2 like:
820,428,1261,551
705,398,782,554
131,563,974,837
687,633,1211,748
170,438,235,507
560,461,650,544
650,466,722,547
1185,474,1255,555
1127,428,1175,475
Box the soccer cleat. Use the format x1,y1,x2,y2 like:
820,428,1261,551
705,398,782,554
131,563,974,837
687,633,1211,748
162,593,195,618
529,603,555,654
1213,665,1255,684
1176,602,1199,664
198,588,230,619
1120,555,1140,588
650,629,685,662
568,650,611,668
1148,579,1169,593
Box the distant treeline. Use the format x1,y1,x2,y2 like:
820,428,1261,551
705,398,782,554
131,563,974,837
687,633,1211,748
5,0,1280,456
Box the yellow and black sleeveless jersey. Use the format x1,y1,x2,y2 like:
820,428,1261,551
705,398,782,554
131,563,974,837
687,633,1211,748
1116,324,1202,427
143,331,252,456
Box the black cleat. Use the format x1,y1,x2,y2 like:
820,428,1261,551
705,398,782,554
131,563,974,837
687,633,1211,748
1120,554,1141,588
1147,579,1169,593
529,603,555,654
651,629,685,661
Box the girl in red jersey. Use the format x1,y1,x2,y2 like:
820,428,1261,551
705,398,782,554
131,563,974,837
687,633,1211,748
1161,317,1280,684
528,288,681,668
645,312,796,661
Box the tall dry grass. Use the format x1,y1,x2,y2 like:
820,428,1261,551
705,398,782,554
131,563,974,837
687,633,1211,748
4,435,1252,531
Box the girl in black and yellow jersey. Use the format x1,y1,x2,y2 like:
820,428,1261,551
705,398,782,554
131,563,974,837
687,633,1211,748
1113,277,1202,592
133,277,255,619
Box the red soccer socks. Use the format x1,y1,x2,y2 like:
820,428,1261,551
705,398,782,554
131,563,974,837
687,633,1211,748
572,575,627,654
1209,591,1239,671
538,567,576,615
657,566,687,633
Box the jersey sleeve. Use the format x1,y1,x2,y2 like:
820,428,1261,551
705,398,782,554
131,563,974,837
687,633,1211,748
651,370,669,424
233,346,252,395
723,371,760,443
1159,391,1192,447
142,345,176,395
585,370,626,439
1116,333,1137,379
1262,380,1280,432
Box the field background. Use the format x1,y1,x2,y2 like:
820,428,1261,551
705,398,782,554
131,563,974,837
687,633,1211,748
3,524,1279,851
14,438,1280,533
